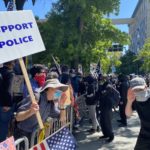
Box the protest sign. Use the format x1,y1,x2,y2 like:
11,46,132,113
78,64,83,74
0,10,45,64
90,63,97,74
12,75,24,95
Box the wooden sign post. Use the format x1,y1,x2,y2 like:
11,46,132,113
19,58,44,129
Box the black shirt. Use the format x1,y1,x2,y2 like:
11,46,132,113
135,98,150,138
85,83,96,105
0,66,15,107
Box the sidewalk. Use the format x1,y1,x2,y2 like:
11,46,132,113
74,111,140,150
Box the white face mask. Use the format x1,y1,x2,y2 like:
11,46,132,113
71,74,76,77
134,89,150,102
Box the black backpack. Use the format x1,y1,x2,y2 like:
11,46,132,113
106,85,120,107
111,87,120,107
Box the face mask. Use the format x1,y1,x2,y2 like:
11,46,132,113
53,90,62,100
34,74,46,87
71,74,76,77
134,89,150,102
79,78,82,82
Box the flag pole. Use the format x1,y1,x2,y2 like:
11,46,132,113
51,55,62,75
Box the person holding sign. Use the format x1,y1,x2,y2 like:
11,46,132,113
0,10,47,141
14,78,68,147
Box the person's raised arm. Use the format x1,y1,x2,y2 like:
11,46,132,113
125,88,136,117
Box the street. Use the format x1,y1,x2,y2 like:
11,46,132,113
75,111,140,150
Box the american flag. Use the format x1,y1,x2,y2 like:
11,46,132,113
7,0,14,11
30,127,77,150
93,59,102,79
0,136,16,150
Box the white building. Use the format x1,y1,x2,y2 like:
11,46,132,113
129,0,150,54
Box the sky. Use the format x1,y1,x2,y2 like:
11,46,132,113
0,0,138,33
110,0,138,32
0,0,56,17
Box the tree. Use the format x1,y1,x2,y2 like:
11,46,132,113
91,40,122,73
136,38,150,73
33,0,129,72
117,51,142,75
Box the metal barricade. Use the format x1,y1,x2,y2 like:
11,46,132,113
30,129,39,148
15,136,29,150
76,94,87,118
66,105,73,133
30,105,74,148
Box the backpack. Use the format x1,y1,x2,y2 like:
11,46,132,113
111,86,120,107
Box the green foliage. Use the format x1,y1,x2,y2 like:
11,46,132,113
33,0,129,73
91,40,122,73
117,51,141,75
136,38,150,73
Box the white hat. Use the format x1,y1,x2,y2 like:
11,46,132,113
130,77,146,90
40,79,68,92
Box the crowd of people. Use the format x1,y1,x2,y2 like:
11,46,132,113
0,60,150,149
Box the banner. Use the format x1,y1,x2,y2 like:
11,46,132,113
0,10,45,64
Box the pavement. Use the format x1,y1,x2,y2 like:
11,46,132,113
74,110,140,150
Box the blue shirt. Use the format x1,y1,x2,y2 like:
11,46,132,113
17,92,60,133
23,78,39,98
